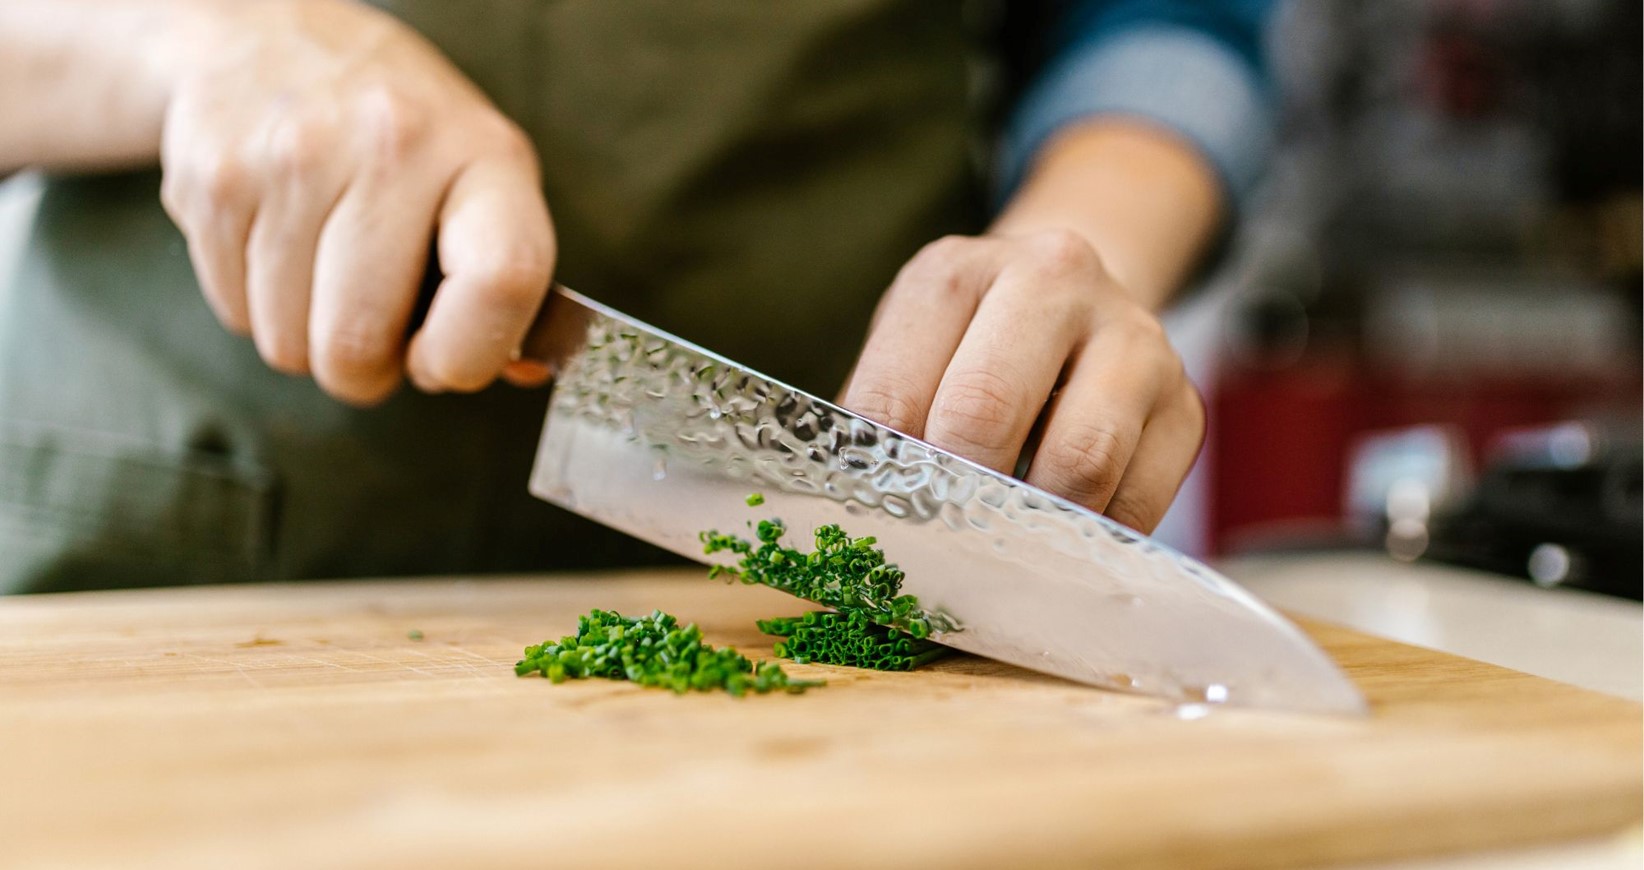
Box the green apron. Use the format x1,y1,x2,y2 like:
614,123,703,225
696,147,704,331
0,0,986,594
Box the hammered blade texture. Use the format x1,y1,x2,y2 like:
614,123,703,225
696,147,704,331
529,289,1366,715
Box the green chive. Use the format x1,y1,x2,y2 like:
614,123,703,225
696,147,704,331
516,608,821,696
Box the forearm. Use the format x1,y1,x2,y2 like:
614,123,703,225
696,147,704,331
991,119,1225,313
0,0,209,173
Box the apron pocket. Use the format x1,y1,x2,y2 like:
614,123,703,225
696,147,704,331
0,422,274,593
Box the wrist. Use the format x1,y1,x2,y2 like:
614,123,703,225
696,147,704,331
160,0,381,83
991,119,1223,311
146,1,226,94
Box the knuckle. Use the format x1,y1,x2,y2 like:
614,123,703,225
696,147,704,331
415,340,500,393
1025,228,1100,275
846,381,926,435
424,357,497,394
220,313,253,338
917,234,973,263
485,117,537,165
198,286,252,337
1104,489,1160,534
928,369,1020,452
1103,314,1177,372
898,235,974,290
159,174,187,221
195,154,251,207
315,322,393,380
1159,343,1189,386
328,380,397,408
1179,378,1205,420
1113,311,1169,345
1177,381,1208,447
356,85,431,162
265,116,331,177
472,253,551,311
316,364,398,406
905,268,968,304
255,332,309,376
207,299,252,338
1038,423,1128,504
1143,339,1186,385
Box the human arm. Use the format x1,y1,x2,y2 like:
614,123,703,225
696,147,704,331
0,0,556,403
842,0,1274,533
0,1,203,173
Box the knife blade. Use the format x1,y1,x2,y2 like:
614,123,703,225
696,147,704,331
522,286,1367,715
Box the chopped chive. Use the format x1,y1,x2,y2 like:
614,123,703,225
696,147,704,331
753,610,949,671
700,503,959,672
702,502,955,674
515,608,821,696
700,518,942,639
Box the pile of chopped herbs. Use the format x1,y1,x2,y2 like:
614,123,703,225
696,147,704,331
515,496,951,696
515,608,821,696
701,496,953,672
702,516,933,638
757,610,947,671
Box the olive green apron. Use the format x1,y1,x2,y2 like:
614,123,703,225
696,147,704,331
0,0,985,594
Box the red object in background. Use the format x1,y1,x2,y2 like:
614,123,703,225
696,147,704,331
1207,355,1641,555
1423,31,1503,119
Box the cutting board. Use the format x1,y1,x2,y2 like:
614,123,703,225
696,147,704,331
1,571,1637,869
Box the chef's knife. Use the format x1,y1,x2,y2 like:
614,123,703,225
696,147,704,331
521,286,1367,715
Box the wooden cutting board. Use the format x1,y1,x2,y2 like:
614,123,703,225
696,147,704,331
1,570,1637,869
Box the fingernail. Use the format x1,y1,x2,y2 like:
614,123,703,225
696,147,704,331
504,359,553,386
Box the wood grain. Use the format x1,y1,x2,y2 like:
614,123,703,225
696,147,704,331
0,570,1637,869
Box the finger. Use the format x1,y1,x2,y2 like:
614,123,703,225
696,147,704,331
160,97,258,334
1102,380,1206,534
185,204,257,335
1023,318,1173,511
839,237,1000,436
407,157,555,393
922,265,1089,473
308,177,444,406
241,111,365,376
161,152,257,335
241,178,341,374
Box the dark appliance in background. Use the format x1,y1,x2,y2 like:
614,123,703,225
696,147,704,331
1426,424,1642,600
1204,0,1642,602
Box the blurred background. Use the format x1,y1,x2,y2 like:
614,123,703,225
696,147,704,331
0,0,1636,603
1156,0,1641,610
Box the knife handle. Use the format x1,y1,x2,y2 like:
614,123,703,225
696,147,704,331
515,285,593,373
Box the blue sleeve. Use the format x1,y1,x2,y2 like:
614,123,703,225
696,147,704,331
998,0,1278,209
